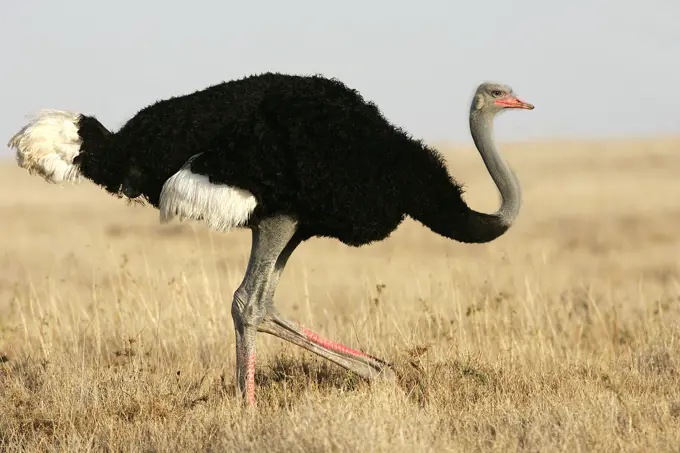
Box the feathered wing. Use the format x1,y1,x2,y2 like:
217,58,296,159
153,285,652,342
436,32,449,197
159,153,258,232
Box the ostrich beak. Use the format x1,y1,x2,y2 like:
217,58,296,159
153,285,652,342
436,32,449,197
495,96,534,110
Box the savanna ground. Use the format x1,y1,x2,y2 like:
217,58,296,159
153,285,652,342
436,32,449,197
1,137,679,452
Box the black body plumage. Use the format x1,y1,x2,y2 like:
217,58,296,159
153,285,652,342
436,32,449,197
74,72,506,246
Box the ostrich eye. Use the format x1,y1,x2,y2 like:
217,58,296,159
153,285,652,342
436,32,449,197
491,90,503,98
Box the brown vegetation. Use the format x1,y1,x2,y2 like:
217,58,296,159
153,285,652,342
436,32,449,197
1,137,679,452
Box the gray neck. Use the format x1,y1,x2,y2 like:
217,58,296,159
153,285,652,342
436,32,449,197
468,111,522,227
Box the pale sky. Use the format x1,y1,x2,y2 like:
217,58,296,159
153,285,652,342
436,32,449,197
1,0,678,156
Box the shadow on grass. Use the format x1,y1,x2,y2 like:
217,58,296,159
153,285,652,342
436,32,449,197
222,356,372,408
218,348,503,410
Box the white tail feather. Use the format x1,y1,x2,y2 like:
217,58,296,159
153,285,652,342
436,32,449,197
159,155,257,232
7,109,83,183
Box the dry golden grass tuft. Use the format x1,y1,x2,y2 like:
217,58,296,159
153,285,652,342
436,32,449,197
1,137,680,452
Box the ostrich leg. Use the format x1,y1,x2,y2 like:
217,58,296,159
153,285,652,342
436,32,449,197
258,225,396,382
258,314,396,381
233,215,395,405
231,216,298,405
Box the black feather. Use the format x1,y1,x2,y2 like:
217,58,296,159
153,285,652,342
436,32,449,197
75,72,506,246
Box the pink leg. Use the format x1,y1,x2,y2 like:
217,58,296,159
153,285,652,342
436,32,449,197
233,321,259,406
301,327,376,360
259,313,395,381
246,353,256,405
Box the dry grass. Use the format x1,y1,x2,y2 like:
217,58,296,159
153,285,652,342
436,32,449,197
1,137,680,452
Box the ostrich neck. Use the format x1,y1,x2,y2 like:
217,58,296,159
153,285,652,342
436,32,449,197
469,111,521,226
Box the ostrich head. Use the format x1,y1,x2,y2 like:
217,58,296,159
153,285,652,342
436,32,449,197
470,82,534,115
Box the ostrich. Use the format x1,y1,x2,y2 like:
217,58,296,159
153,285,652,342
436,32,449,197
7,73,534,405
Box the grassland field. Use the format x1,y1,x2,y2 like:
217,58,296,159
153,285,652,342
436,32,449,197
1,137,679,452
